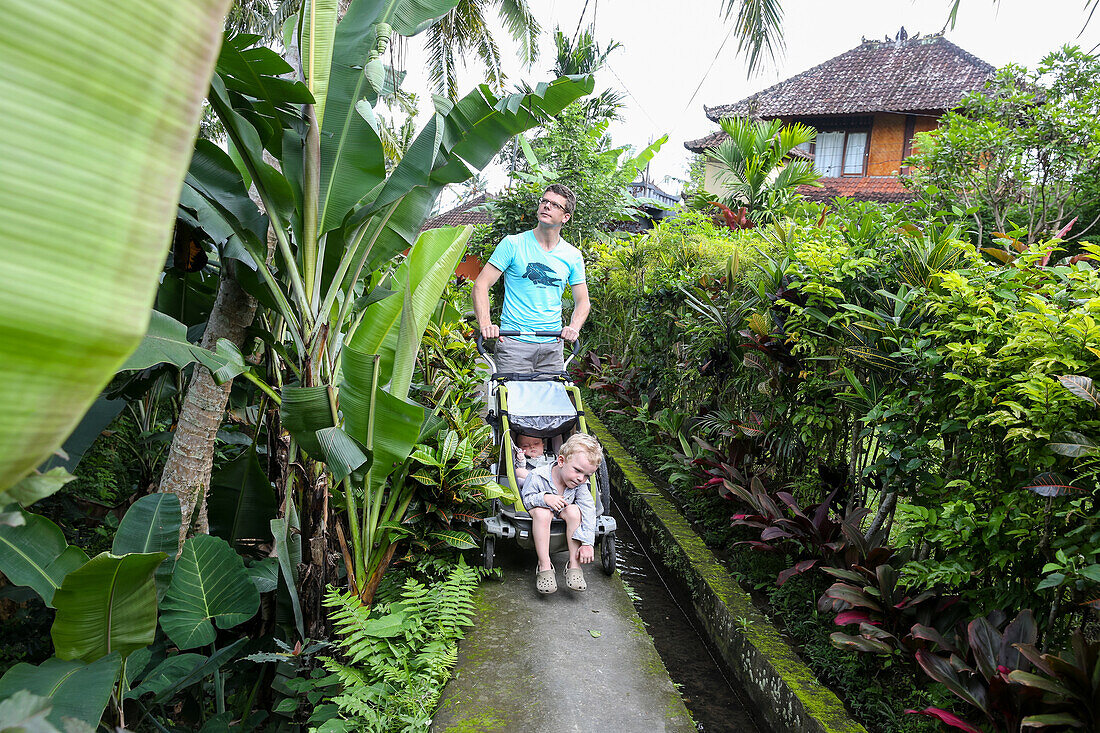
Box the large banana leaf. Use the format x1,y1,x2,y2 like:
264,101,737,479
0,0,234,491
113,493,182,601
208,448,278,550
159,534,261,649
113,494,182,557
318,0,461,233
0,511,89,607
341,76,596,282
339,344,423,497
51,552,166,662
347,226,471,387
0,654,121,729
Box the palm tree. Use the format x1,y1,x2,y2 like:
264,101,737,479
707,116,820,221
425,0,540,101
551,24,625,123
720,0,785,75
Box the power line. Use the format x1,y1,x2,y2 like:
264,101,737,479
673,19,738,134
571,0,592,46
605,61,660,130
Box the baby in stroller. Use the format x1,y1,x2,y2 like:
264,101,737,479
520,433,603,594
512,432,554,485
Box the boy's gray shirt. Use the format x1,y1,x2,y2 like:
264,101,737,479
520,464,596,545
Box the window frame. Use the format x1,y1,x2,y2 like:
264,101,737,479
793,117,872,177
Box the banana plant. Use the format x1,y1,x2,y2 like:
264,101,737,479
0,0,234,492
156,1,594,611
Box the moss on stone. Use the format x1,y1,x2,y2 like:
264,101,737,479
588,416,869,733
437,709,509,732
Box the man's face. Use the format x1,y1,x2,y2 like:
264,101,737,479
517,435,544,458
536,190,572,227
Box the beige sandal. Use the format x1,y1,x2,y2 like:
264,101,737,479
535,565,557,594
564,566,586,592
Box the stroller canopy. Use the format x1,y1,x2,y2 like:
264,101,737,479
504,380,577,437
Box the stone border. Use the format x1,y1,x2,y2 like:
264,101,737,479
588,412,868,733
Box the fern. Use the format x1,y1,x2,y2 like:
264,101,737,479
312,557,481,732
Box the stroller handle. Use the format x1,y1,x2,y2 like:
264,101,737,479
475,330,582,359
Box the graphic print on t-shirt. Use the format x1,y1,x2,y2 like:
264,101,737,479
521,262,562,287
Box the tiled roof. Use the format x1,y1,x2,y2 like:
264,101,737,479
684,129,728,154
421,193,492,230
705,34,993,121
798,176,914,203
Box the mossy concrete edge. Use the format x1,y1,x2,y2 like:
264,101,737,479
588,412,868,733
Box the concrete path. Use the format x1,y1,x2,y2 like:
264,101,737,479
431,543,696,733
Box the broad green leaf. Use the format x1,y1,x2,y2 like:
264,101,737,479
367,390,423,496
0,654,121,729
301,0,339,129
160,534,260,649
0,512,89,607
208,448,278,550
337,609,407,638
245,557,279,593
0,0,234,491
280,386,335,460
119,311,230,373
348,226,471,387
339,345,380,449
128,638,247,703
113,493,181,601
430,530,477,550
52,553,165,662
1,468,76,508
314,427,373,482
125,653,205,701
0,690,56,733
113,494,182,556
184,139,268,264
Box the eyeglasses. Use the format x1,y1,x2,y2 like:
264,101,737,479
538,197,569,214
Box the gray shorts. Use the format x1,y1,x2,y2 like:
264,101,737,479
495,336,565,374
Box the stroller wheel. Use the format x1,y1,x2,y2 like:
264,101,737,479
482,535,495,571
600,531,616,576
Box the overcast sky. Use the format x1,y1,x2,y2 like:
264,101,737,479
405,1,1100,196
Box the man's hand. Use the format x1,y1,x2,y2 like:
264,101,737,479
480,323,500,339
577,544,594,564
543,493,566,511
560,325,579,341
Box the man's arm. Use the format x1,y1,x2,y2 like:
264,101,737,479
473,263,503,338
561,282,590,341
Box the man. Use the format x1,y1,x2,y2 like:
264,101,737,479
473,184,590,373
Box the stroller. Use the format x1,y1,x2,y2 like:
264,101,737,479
475,331,617,575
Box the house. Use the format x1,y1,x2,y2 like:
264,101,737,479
685,30,995,204
421,192,492,230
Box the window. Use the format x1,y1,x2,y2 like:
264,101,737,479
806,129,869,176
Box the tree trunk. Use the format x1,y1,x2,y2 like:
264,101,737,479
158,259,259,540
864,489,897,542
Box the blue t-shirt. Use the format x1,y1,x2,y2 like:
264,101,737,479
488,230,586,344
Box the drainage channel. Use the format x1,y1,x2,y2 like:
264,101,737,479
610,501,769,733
